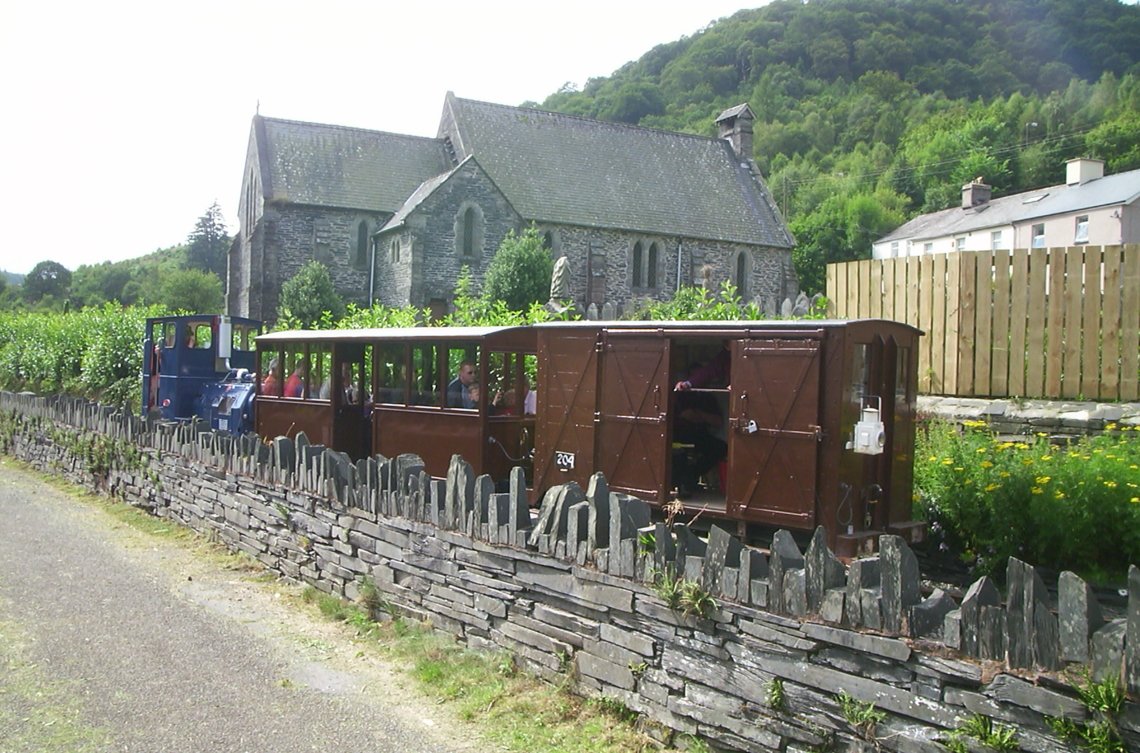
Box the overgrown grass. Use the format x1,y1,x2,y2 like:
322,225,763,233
297,582,681,753
915,420,1140,580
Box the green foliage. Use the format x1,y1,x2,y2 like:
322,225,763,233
0,303,166,409
1047,669,1126,753
650,568,717,618
537,0,1140,285
482,227,556,313
186,202,230,281
915,420,1140,579
630,281,762,320
950,714,1020,752
276,260,344,329
23,260,72,304
837,691,885,740
159,268,223,314
766,678,786,712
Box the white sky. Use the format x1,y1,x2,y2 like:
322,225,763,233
0,1,757,275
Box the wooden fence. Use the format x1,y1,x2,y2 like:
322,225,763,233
826,244,1140,400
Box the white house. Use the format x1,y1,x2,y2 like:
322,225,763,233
872,158,1140,259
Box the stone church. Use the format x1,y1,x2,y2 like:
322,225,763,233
227,92,796,322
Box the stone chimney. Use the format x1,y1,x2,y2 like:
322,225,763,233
716,103,755,162
961,178,992,209
1066,157,1105,185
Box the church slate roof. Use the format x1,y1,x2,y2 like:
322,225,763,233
440,94,793,248
256,116,451,212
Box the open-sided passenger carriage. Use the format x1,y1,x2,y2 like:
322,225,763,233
255,326,538,485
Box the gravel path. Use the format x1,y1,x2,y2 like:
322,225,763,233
0,462,490,753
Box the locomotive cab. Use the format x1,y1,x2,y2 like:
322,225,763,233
142,315,261,433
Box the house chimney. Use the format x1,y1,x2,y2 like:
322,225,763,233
715,103,755,162
961,177,991,209
1066,157,1104,185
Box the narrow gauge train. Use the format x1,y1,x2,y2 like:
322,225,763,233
142,314,263,432
254,319,924,555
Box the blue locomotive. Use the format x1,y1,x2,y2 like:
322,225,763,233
141,315,262,434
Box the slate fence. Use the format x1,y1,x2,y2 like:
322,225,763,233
3,391,1139,753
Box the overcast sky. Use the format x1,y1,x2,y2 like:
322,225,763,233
0,1,758,276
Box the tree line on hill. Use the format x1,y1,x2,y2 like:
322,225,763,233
536,0,1140,292
4,0,1138,311
0,202,230,314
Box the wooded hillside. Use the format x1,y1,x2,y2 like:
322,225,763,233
536,0,1140,292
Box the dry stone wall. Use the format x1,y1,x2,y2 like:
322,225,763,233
3,391,1138,753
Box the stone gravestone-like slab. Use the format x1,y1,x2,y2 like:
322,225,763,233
528,481,585,547
1092,619,1126,685
1007,557,1061,670
445,454,474,530
960,576,1001,659
609,494,651,578
880,535,920,635
509,467,530,545
1058,570,1104,663
846,556,879,628
701,524,743,595
805,526,846,614
586,473,610,551
911,589,957,638
769,530,803,615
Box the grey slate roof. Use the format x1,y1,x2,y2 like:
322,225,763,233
441,94,793,248
256,116,451,212
878,168,1140,244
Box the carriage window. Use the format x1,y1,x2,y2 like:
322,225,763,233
412,345,441,406
232,324,258,351
186,322,211,349
524,354,538,415
446,346,479,410
310,345,332,401
259,349,283,397
162,322,177,348
376,343,408,404
283,347,311,399
487,352,525,415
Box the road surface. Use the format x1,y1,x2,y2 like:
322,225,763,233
0,461,489,753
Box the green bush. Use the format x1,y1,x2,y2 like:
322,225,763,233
915,420,1140,580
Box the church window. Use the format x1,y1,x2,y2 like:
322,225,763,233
733,250,752,299
631,239,661,290
454,203,484,260
355,220,369,269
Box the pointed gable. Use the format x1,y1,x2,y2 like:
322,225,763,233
438,94,792,249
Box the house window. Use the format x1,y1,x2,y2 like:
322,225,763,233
1075,215,1089,244
955,236,966,251
454,204,484,259
990,230,1002,251
355,220,369,268
1031,224,1045,248
890,241,899,258
923,242,933,254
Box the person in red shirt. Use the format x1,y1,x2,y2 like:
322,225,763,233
284,360,308,398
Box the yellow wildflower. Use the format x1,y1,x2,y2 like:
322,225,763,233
1031,486,1044,495
1035,475,1051,485
980,460,994,469
1104,480,1118,489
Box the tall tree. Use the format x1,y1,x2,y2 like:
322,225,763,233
187,202,230,281
23,260,72,304
160,268,224,313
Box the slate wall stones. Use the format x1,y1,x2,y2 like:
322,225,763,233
3,390,1139,753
